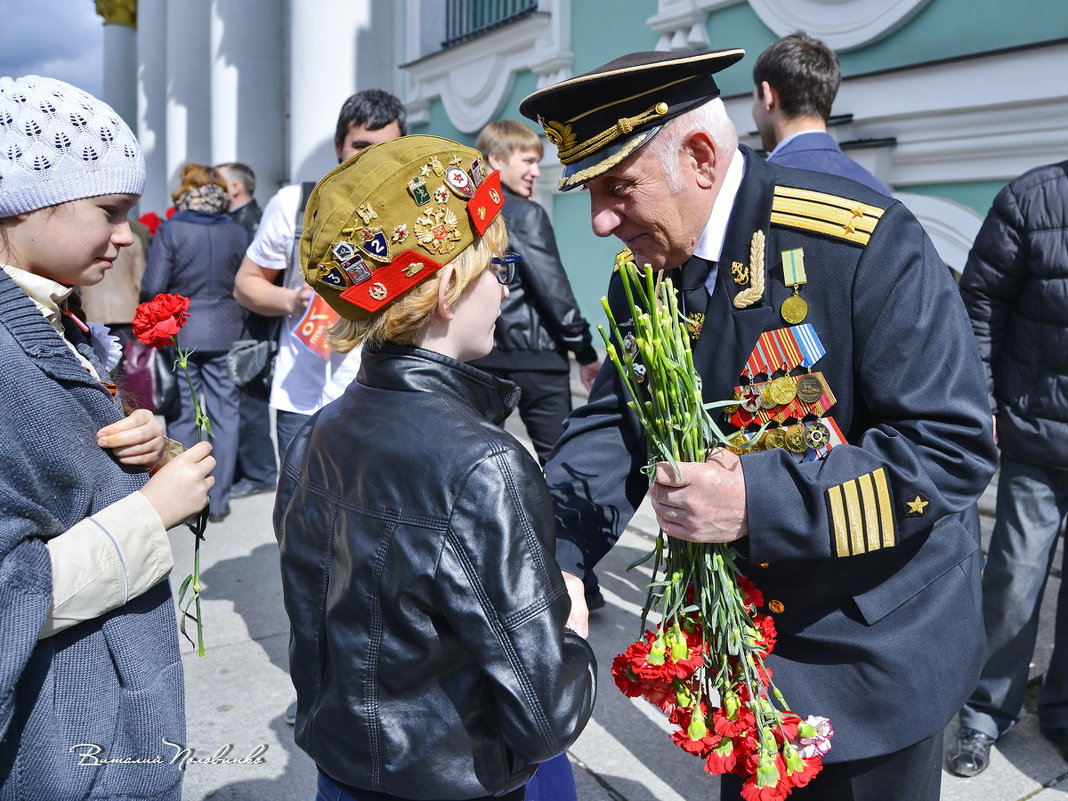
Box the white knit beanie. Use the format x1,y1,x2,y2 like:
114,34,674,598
0,75,145,217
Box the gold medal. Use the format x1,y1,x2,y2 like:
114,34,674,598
784,424,807,453
796,373,824,404
763,428,787,450
780,293,808,324
760,383,778,409
770,375,797,405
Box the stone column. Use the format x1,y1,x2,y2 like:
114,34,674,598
165,0,212,190
95,0,138,128
210,0,285,196
287,0,394,183
134,0,170,215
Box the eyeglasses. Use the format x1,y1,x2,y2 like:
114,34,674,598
490,253,520,286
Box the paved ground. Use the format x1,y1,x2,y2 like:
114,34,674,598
172,373,1068,800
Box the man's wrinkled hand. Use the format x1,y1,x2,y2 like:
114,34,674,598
649,449,748,543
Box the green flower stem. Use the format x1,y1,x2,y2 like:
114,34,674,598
172,338,212,658
600,261,801,762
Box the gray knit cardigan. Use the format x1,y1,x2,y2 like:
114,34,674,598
0,269,184,801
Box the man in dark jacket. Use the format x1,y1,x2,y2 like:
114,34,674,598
522,48,996,800
949,159,1068,777
751,32,891,196
472,120,601,465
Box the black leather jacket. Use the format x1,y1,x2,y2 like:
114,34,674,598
275,344,596,798
473,187,597,372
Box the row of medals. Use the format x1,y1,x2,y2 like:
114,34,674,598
725,371,832,455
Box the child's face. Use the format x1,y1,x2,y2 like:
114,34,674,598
450,265,509,362
2,194,138,286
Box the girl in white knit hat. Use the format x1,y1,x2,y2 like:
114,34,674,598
0,75,215,801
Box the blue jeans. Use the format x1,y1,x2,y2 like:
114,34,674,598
235,393,277,486
275,409,312,467
960,455,1068,737
524,753,576,801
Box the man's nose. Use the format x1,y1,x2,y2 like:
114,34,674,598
590,202,621,238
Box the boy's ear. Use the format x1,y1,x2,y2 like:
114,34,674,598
435,264,459,321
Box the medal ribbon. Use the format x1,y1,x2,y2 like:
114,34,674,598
745,327,805,377
790,323,825,368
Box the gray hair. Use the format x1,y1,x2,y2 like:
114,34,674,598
644,98,738,193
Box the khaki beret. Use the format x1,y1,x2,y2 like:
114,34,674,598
301,134,504,321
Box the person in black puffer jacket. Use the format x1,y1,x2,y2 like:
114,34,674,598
276,136,596,801
949,160,1068,778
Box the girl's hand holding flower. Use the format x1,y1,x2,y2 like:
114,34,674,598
97,408,165,467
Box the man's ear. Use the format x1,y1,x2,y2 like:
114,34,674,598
435,264,459,321
683,130,718,189
486,152,505,171
759,81,777,114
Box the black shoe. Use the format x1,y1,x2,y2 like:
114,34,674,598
585,589,606,612
946,727,996,777
230,481,275,499
285,699,297,726
1040,725,1068,762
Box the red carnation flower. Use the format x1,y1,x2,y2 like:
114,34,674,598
133,293,190,350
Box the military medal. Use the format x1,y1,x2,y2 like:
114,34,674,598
331,241,372,284
763,427,787,450
770,375,797,405
739,384,762,413
784,424,808,453
804,419,829,449
358,227,390,262
796,373,824,403
780,247,809,324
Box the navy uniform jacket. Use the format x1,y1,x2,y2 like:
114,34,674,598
770,131,891,196
546,146,996,763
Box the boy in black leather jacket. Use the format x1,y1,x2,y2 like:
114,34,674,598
275,135,596,801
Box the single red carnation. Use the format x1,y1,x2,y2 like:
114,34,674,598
138,211,163,235
133,294,190,349
704,737,740,776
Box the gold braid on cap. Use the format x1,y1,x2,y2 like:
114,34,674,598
733,230,766,309
554,102,669,165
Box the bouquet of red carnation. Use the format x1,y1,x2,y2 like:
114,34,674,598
132,293,213,656
599,258,833,799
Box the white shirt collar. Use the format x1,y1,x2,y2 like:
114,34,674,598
692,148,746,263
2,264,73,330
768,128,826,160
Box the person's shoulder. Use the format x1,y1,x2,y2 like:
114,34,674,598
1003,160,1068,199
764,162,896,247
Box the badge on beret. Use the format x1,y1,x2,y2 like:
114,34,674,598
444,166,476,198
470,158,485,187
408,176,431,206
355,203,378,226
467,170,505,236
319,265,351,289
391,224,409,245
339,249,445,314
331,241,372,285
358,227,391,263
415,205,462,256
433,185,450,204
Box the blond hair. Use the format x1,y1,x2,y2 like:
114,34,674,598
476,119,544,162
327,215,508,353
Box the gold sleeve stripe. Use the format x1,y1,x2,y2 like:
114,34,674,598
771,186,885,246
827,485,851,558
827,468,897,557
